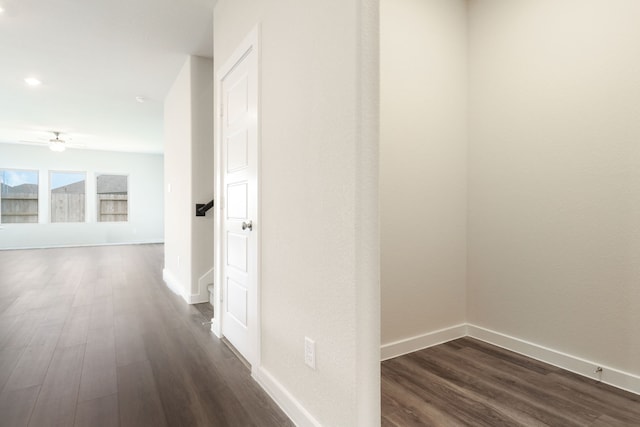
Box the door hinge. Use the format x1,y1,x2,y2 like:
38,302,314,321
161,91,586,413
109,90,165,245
219,103,224,118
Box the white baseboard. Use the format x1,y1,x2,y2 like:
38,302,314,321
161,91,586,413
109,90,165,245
196,267,214,304
379,323,639,396
253,367,322,427
210,317,221,338
185,293,210,304
380,324,467,361
0,240,164,251
162,268,188,303
163,268,212,305
467,324,640,395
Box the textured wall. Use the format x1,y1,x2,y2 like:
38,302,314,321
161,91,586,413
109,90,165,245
214,0,379,425
380,0,468,345
468,0,640,375
164,56,214,303
190,56,214,300
164,59,193,298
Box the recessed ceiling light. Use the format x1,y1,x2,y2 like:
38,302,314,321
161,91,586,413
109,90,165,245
135,96,146,103
0,7,5,14
24,77,42,87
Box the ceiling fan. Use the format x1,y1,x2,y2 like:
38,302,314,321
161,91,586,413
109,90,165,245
48,132,67,152
19,131,85,152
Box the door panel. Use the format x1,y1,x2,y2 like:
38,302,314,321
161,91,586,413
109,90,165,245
220,39,258,365
226,75,248,125
226,232,248,272
227,183,248,219
226,278,248,326
227,130,249,172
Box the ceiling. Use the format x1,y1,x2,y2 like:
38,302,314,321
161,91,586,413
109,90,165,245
0,0,215,154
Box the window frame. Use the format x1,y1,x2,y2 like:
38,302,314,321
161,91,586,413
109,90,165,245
0,168,40,224
49,170,87,223
95,173,130,223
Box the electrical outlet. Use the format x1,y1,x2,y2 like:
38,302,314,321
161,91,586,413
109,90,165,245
304,337,316,369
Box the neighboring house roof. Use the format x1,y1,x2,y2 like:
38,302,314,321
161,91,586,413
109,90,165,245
2,177,127,195
97,175,127,194
51,181,85,194
1,183,38,195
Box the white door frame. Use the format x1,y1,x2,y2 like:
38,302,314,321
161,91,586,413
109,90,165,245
212,26,261,371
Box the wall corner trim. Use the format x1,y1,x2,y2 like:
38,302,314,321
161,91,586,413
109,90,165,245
253,367,322,427
380,324,468,361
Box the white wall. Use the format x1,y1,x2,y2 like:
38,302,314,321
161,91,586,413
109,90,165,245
164,59,193,299
163,55,214,304
468,0,640,376
214,1,379,426
380,0,468,351
191,56,215,301
0,143,163,249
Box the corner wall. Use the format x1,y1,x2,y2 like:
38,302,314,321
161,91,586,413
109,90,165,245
191,57,215,301
163,56,214,304
213,1,379,425
380,0,468,355
467,0,640,377
164,59,193,299
0,143,163,249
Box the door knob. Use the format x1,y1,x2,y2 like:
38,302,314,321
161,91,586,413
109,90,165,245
242,220,253,231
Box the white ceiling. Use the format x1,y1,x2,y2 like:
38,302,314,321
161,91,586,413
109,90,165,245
0,0,215,154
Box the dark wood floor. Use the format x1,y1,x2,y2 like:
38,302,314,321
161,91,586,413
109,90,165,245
194,302,214,320
0,244,292,427
382,337,640,426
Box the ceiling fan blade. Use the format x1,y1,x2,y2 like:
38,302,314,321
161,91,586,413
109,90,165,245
19,139,49,145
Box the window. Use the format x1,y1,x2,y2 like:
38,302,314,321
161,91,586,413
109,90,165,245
50,172,86,223
0,169,39,223
97,174,128,222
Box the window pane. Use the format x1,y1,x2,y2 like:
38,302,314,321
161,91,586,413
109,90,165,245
0,170,39,223
97,174,128,222
50,172,86,223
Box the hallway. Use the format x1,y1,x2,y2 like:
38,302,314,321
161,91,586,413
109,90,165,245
0,244,292,426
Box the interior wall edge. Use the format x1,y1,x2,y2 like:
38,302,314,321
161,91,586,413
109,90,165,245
355,0,381,425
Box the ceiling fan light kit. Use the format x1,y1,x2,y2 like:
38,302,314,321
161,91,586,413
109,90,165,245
49,132,66,152
24,77,42,87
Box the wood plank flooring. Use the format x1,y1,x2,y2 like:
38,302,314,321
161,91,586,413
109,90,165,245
0,244,292,427
382,337,640,426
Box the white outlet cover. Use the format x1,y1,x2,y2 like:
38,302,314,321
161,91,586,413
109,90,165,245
304,337,316,369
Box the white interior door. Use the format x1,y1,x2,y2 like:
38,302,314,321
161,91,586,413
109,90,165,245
219,35,258,366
